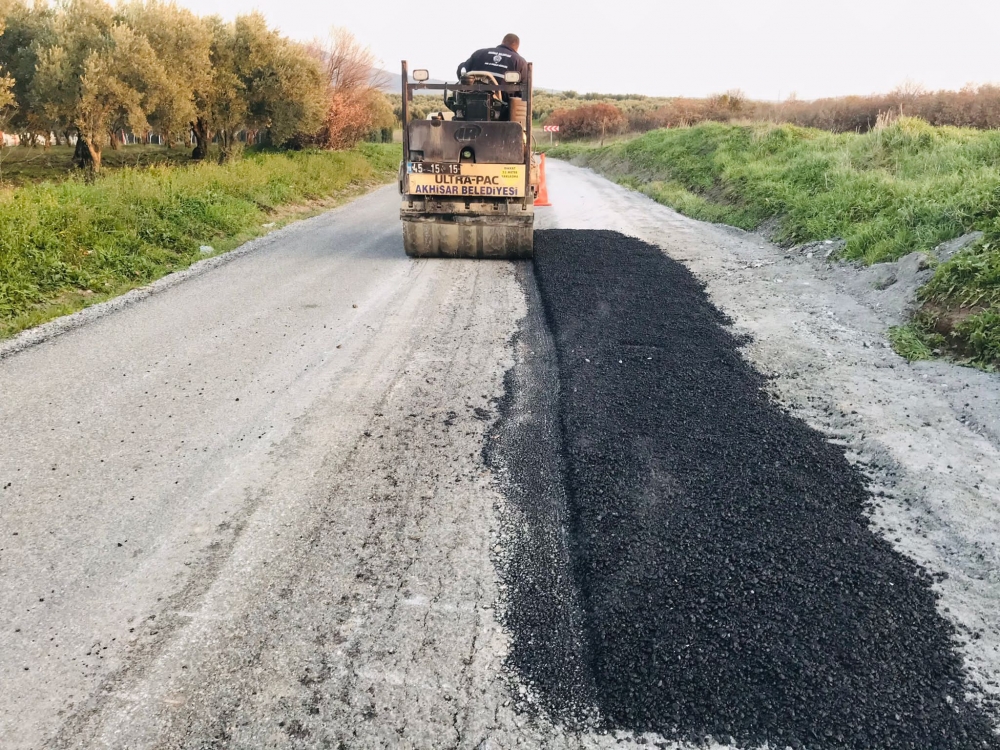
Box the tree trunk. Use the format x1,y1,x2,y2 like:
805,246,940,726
108,129,120,150
88,141,102,172
218,129,243,162
73,135,87,166
218,129,232,162
75,136,101,173
191,117,211,160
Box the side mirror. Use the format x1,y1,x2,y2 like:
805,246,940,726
412,69,430,82
503,71,521,84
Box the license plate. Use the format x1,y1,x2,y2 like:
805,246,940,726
407,162,461,175
406,164,526,198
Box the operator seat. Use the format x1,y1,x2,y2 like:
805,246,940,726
455,71,504,122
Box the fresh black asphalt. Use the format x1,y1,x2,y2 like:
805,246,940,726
488,229,999,749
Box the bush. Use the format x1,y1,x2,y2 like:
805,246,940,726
536,84,1000,137
547,103,628,142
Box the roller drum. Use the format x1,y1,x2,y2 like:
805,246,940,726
402,217,534,259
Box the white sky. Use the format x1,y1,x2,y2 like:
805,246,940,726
177,0,1000,100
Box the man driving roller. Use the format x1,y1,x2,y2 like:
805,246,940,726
457,33,529,89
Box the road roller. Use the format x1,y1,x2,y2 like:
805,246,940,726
398,60,537,258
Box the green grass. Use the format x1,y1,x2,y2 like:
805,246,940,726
888,325,938,362
914,238,1000,368
550,120,1000,369
0,143,400,338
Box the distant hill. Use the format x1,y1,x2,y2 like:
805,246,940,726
373,69,447,94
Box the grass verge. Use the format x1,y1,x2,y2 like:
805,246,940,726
0,143,400,339
551,121,1000,369
0,144,196,187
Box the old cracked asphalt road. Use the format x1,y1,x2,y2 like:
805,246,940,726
3,163,1000,749
0,189,538,749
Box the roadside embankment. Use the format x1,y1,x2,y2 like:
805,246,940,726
550,121,1000,368
0,143,400,338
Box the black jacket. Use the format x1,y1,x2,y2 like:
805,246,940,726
457,44,528,84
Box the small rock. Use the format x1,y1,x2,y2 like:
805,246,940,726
199,245,214,254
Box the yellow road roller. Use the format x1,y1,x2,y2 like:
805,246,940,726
398,61,537,259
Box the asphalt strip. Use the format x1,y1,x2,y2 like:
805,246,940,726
487,229,999,749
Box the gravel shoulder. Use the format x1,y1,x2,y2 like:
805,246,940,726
537,160,1000,734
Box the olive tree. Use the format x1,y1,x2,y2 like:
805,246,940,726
124,0,210,147
0,8,14,129
192,13,324,161
32,0,166,170
231,13,324,151
0,0,57,143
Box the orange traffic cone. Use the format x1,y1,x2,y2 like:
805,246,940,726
534,153,552,207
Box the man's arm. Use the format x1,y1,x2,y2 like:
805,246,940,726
456,51,476,79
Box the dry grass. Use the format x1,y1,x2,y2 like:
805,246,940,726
535,85,1000,138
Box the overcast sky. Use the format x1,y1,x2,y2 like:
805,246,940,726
179,0,999,100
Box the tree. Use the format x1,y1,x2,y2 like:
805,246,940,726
0,4,15,132
365,90,395,142
319,27,388,149
234,14,324,148
1,1,398,161
124,0,210,148
190,15,241,160
0,0,56,143
193,13,324,161
31,0,166,170
0,71,12,126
